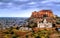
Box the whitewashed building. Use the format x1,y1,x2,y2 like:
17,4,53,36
19,27,32,31
37,19,52,28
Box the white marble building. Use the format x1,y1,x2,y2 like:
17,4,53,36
37,19,52,28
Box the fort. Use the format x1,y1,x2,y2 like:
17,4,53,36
31,10,55,18
30,10,60,31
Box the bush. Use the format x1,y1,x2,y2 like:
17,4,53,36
35,36,41,38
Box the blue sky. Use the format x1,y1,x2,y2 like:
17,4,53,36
0,0,60,17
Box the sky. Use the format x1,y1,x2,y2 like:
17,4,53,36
0,0,60,17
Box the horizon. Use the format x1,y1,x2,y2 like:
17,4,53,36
0,0,60,17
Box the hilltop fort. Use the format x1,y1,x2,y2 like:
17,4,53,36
28,10,60,31
31,10,55,18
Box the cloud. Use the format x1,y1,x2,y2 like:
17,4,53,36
14,0,29,2
0,0,60,17
0,0,12,3
41,1,50,4
47,0,60,2
0,0,60,10
28,2,37,5
40,0,60,5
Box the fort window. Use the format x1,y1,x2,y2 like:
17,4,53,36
43,14,48,17
52,24,55,27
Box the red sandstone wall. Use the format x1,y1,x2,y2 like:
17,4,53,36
31,10,54,18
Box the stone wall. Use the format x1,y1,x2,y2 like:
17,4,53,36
31,10,54,18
